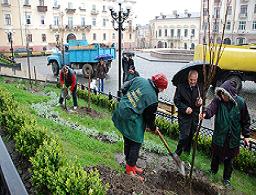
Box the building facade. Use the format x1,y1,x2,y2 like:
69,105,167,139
200,0,256,45
148,11,200,50
0,0,136,51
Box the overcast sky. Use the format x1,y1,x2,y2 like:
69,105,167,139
133,0,201,25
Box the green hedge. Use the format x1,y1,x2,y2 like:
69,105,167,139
0,86,108,194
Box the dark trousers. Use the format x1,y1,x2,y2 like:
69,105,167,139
211,154,234,181
59,85,78,107
175,129,194,156
123,136,141,166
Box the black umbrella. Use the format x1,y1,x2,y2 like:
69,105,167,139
172,61,212,86
122,51,135,57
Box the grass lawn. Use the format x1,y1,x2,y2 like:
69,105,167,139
0,77,255,195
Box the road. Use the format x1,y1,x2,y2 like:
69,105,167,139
1,52,256,121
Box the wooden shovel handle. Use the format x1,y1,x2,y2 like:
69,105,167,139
156,129,174,157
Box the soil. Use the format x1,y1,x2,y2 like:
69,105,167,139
96,151,229,195
74,106,102,118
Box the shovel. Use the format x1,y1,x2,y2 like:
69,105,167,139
156,129,185,176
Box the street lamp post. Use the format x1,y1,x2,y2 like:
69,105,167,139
7,32,14,61
109,0,131,98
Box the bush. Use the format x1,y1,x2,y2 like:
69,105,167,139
234,147,256,174
14,123,49,157
30,138,66,193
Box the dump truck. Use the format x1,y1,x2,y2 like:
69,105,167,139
47,40,116,78
194,44,256,92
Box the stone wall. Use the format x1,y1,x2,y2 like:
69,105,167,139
150,50,194,61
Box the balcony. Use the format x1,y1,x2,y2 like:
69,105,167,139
240,0,249,3
53,5,60,9
91,9,99,15
23,3,31,7
37,6,47,12
79,6,86,11
239,13,247,18
80,25,92,31
1,2,11,7
65,8,76,14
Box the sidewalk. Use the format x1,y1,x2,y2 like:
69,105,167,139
136,52,190,63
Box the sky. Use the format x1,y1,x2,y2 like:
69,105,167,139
134,0,201,25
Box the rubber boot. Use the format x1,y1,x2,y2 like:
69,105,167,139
125,164,144,182
134,166,143,175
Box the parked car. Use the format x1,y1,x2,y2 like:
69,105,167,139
14,48,32,57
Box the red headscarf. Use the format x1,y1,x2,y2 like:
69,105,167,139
152,73,168,90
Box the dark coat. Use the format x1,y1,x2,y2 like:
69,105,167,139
96,63,108,79
174,83,202,139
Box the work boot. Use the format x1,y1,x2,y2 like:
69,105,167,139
134,166,143,175
125,164,144,182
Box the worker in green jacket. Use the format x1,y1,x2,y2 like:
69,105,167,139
112,74,168,180
201,80,251,188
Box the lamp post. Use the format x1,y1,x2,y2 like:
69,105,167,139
109,0,131,98
7,32,14,61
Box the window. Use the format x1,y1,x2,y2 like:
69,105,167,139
203,8,208,16
39,0,44,6
191,29,195,37
81,17,86,26
92,4,96,11
92,18,96,26
103,18,106,27
53,0,59,7
184,43,187,49
68,17,73,28
238,21,246,30
252,21,256,30
102,5,106,12
227,6,232,15
25,13,31,24
237,37,245,45
129,33,132,39
170,29,174,37
226,21,231,30
213,22,219,32
40,15,45,25
240,5,247,15
24,0,30,5
68,2,73,9
112,33,115,39
4,14,11,25
27,34,32,42
164,29,167,36
155,31,157,38
184,29,188,37
82,33,86,40
158,29,162,37
42,34,46,42
3,0,9,4
103,33,106,40
93,33,96,40
213,7,220,18
177,29,181,37
254,4,256,14
53,16,59,26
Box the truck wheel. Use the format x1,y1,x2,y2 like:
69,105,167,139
227,76,242,93
82,64,93,78
52,61,59,76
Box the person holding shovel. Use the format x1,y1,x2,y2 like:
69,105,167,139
174,70,203,156
59,65,78,110
112,73,168,180
200,80,250,188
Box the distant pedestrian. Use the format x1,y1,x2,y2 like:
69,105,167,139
112,73,168,181
200,80,251,188
124,65,140,82
96,58,108,92
122,53,134,83
174,70,202,156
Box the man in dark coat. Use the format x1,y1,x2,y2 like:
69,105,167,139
59,65,78,109
112,73,168,180
201,80,250,188
174,70,202,156
96,58,108,92
122,53,134,83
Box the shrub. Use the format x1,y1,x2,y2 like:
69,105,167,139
14,123,49,157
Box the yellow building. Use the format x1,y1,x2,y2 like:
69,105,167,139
0,0,136,51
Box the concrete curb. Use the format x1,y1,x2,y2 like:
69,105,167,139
136,54,189,63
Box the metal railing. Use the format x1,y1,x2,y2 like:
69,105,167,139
0,135,28,195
